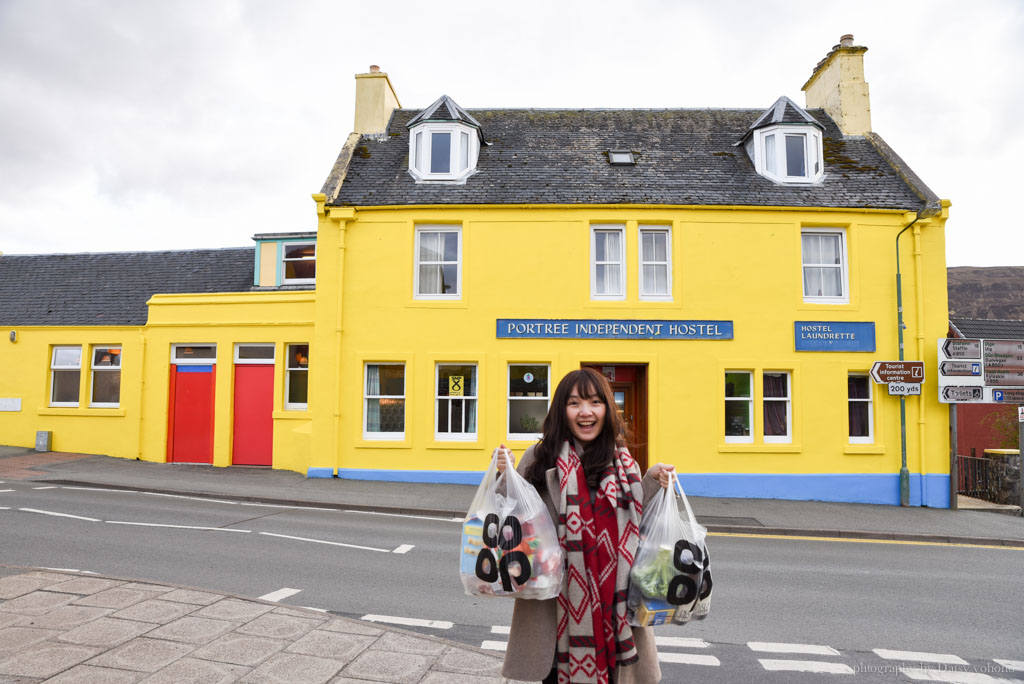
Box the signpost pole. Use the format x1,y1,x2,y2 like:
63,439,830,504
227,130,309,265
949,404,957,510
896,266,910,507
1018,405,1023,510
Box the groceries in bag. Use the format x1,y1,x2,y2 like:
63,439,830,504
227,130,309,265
627,473,712,626
460,449,564,599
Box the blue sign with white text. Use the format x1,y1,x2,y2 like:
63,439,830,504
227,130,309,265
794,321,875,352
497,319,733,340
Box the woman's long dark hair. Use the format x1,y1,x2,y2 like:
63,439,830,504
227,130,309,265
525,368,631,489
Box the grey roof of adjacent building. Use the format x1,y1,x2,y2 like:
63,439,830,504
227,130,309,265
326,106,927,210
949,318,1024,340
0,248,255,326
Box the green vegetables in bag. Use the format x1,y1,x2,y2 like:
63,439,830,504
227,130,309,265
631,544,676,599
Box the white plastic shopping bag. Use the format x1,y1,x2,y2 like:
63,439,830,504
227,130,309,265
460,448,564,599
627,472,712,626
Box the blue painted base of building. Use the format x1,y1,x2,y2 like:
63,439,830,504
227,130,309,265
337,469,951,508
306,467,335,479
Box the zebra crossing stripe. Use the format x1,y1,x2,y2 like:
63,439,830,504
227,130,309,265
491,626,510,635
749,642,840,656
874,649,969,665
481,641,507,651
658,653,720,666
655,637,708,649
900,667,1024,683
995,661,1024,673
759,659,854,674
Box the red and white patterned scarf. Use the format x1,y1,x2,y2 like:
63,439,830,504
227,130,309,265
555,440,644,684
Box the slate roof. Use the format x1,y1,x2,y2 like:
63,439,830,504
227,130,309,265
0,248,255,326
741,96,824,138
406,95,483,132
329,107,926,210
950,318,1024,341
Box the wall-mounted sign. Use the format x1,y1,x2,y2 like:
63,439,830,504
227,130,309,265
794,322,875,352
994,389,1024,403
938,338,1024,403
870,361,924,384
0,398,21,412
496,319,733,340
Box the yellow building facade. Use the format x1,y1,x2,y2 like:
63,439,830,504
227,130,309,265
0,37,952,505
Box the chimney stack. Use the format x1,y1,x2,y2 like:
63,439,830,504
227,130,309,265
353,65,401,135
801,35,872,136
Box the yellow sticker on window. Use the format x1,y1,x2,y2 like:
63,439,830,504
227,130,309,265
449,376,464,397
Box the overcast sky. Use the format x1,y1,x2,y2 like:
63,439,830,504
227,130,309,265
1,0,1021,267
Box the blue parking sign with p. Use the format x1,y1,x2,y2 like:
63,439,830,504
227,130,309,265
994,391,1003,402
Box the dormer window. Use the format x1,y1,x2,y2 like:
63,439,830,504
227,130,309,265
738,96,825,185
407,95,484,183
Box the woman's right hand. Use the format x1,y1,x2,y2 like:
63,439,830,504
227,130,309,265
493,445,515,473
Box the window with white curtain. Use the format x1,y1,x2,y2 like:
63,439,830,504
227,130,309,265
364,364,405,439
801,228,848,303
639,226,671,299
436,364,477,439
415,225,461,298
591,224,625,299
508,364,549,439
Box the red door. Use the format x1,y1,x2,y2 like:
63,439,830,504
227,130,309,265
232,365,274,466
168,365,215,464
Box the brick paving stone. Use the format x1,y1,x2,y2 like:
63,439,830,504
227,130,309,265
145,616,238,644
431,647,504,677
0,644,103,678
58,617,156,648
110,599,199,624
119,583,174,594
235,613,321,641
0,674,44,683
158,589,222,606
194,598,275,623
0,591,76,616
318,618,382,636
12,605,111,630
191,633,288,667
17,572,73,584
370,631,448,656
239,653,343,684
285,630,374,663
74,588,159,610
340,650,434,684
136,657,248,684
0,614,23,629
86,637,197,673
0,576,63,600
45,577,122,596
0,627,59,658
43,664,143,683
419,673,503,684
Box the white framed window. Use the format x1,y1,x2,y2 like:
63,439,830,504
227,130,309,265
436,364,477,440
415,225,461,298
848,374,873,444
724,371,752,443
281,242,316,284
753,126,823,184
408,123,479,182
591,224,625,300
364,364,405,439
638,226,671,300
285,344,309,410
508,364,550,440
802,228,849,303
89,346,121,408
172,344,216,365
50,346,82,407
234,344,275,364
763,372,792,443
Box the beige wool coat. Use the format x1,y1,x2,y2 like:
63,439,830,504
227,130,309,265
502,445,663,684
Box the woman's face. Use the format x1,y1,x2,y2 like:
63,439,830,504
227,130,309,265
565,386,606,445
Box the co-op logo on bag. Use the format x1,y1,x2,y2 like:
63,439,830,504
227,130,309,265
475,513,531,592
668,539,713,608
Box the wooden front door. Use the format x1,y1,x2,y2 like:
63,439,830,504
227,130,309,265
167,364,216,464
232,365,274,466
582,364,648,471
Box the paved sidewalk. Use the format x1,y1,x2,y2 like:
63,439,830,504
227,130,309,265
0,565,510,684
2,445,1024,547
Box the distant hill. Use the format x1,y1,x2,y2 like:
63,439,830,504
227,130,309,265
947,267,1024,320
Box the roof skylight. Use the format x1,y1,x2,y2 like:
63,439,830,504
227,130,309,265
608,150,635,166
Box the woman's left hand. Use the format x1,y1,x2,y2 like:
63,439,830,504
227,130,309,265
648,463,675,489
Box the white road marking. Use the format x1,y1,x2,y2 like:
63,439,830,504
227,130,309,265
901,667,1024,683
656,637,709,649
345,509,463,523
259,532,390,553
760,659,854,674
996,661,1024,672
106,521,251,532
491,626,510,635
0,489,15,493
0,507,9,510
39,567,99,574
32,486,58,490
19,507,99,521
749,642,840,656
360,614,453,629
391,544,415,554
301,606,328,613
659,653,720,666
874,649,969,665
61,486,137,493
143,492,239,505
481,640,508,651
259,587,302,602
239,502,298,509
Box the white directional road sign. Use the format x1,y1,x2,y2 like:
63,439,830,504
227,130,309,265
888,383,921,396
938,338,1024,403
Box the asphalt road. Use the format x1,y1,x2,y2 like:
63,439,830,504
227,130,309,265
1,483,1022,683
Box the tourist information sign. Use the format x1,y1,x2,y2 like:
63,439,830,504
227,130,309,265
870,361,924,384
937,338,1024,403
